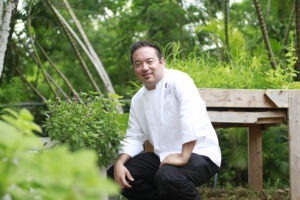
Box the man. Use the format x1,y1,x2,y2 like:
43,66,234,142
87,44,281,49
107,41,221,200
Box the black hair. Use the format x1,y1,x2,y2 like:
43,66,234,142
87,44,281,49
130,41,163,64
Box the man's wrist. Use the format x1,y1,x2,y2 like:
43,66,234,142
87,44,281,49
115,160,125,166
180,153,190,162
115,153,131,166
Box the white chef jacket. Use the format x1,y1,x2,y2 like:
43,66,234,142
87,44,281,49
120,68,221,167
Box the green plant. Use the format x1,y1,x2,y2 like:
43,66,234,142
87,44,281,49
0,77,29,104
43,92,125,167
0,108,119,199
263,125,289,187
215,128,248,187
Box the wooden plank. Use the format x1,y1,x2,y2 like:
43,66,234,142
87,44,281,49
265,89,289,108
248,125,263,191
288,90,300,200
207,110,286,124
199,89,288,108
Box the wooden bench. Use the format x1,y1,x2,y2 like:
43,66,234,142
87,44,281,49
202,89,299,200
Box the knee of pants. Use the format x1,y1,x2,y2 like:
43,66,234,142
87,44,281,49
154,165,182,190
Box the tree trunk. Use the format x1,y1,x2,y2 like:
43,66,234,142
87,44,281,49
224,0,230,61
279,7,294,57
0,0,19,78
48,0,116,95
295,0,300,80
27,17,61,100
48,1,123,112
253,0,277,69
16,69,47,102
62,0,108,94
35,40,83,100
54,19,102,94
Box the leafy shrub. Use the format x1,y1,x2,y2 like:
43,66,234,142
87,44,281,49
0,108,119,200
262,125,289,185
43,92,125,167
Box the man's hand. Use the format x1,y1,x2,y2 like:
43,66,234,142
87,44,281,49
160,153,189,166
113,154,134,189
161,140,196,167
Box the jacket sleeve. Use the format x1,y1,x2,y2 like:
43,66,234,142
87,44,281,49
173,73,215,144
119,97,145,157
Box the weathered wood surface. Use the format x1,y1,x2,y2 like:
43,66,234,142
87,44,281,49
199,89,288,109
207,110,286,125
248,125,263,191
288,90,300,200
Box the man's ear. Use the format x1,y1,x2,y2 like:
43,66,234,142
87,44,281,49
159,57,166,64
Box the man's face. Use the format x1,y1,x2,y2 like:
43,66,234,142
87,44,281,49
132,47,165,90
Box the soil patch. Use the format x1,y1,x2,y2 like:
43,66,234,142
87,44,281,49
199,188,290,200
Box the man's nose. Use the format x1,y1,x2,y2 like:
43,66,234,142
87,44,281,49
141,63,149,70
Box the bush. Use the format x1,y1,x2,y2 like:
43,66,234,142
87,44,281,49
0,108,119,200
43,92,125,167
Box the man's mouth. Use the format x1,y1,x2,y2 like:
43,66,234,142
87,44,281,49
143,73,152,79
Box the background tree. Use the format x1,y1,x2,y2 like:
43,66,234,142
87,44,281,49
0,0,19,78
209,0,293,69
253,0,277,69
224,0,230,57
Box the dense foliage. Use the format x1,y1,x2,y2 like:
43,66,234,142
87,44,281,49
43,93,126,167
0,108,118,199
1,0,298,100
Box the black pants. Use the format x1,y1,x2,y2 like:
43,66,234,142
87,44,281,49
107,152,219,200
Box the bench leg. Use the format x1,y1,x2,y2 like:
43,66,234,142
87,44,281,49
248,125,263,190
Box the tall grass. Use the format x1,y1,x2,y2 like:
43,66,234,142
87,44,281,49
167,49,299,89
164,30,299,89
